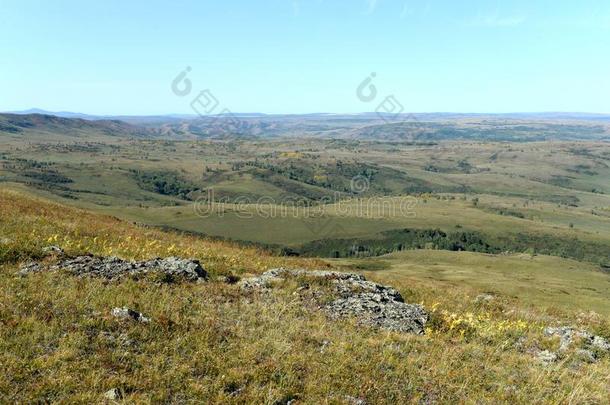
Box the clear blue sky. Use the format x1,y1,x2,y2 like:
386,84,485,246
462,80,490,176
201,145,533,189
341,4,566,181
1,0,610,115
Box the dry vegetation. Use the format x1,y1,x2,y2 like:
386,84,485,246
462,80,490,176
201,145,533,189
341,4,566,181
1,189,610,403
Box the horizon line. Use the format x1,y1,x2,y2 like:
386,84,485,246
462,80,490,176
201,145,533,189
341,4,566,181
4,108,610,118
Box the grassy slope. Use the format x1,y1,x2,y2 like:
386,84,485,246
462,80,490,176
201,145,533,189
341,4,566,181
2,190,610,403
96,194,610,247
337,250,610,316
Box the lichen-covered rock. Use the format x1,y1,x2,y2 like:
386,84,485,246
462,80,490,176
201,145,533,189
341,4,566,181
19,255,207,282
326,294,427,334
240,268,428,335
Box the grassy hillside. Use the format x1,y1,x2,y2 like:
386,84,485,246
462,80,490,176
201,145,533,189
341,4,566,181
2,190,610,403
336,250,610,316
0,113,153,140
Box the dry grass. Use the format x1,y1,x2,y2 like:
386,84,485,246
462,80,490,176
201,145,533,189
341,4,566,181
0,189,324,275
1,189,610,403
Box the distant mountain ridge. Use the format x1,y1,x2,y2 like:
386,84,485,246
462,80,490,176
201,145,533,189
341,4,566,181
1,111,609,142
6,108,610,122
0,113,152,138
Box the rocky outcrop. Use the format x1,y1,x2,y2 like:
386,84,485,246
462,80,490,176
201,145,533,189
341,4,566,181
535,326,610,364
19,254,207,282
240,268,428,335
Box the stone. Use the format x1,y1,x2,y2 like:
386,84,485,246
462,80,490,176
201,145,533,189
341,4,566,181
575,349,597,363
536,350,558,365
104,388,122,400
42,245,65,256
240,268,428,335
540,326,610,364
592,335,610,352
17,262,44,276
142,257,207,282
19,254,207,282
111,307,150,323
344,395,367,405
544,326,610,353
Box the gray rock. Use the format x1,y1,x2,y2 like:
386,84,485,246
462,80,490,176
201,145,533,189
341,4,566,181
592,335,610,351
18,262,44,276
344,395,367,405
326,294,427,334
42,245,65,256
240,268,428,335
536,350,558,365
111,307,150,323
540,326,610,364
575,349,597,363
104,388,122,400
544,326,610,353
20,254,207,282
239,268,366,290
142,256,207,282
544,326,585,351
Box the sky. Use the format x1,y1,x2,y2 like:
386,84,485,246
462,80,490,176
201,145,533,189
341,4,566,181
1,0,610,115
